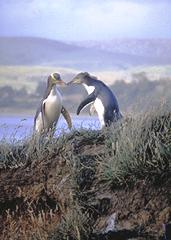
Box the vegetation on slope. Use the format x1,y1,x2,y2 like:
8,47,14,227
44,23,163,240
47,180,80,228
0,106,171,239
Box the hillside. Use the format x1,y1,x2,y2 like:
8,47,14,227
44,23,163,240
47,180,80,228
0,37,169,70
75,38,171,63
0,109,171,239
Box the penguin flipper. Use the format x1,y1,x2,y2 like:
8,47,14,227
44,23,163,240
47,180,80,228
77,91,96,115
61,106,72,130
41,100,46,132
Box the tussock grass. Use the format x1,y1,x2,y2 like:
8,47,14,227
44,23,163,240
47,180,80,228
1,207,60,240
0,105,171,239
99,107,171,187
50,204,91,240
0,105,170,186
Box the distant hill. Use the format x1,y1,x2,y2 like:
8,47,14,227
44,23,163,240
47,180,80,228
74,38,171,64
0,37,169,70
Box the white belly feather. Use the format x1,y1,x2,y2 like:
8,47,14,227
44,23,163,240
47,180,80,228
35,87,62,133
83,84,105,127
94,98,105,127
45,94,62,124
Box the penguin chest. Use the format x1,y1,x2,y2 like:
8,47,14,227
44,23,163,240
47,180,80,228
82,84,105,127
44,91,62,125
94,98,105,127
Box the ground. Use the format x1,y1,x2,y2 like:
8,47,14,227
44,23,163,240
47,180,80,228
0,111,171,239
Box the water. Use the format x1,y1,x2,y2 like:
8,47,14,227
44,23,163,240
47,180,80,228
0,115,100,142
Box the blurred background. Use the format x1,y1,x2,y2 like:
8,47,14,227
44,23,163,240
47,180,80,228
0,0,171,116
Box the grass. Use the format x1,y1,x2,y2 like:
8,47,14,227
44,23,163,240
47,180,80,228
0,105,170,186
0,105,171,239
99,108,171,187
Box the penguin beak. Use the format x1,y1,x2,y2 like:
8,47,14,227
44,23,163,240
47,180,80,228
59,80,67,86
67,77,81,85
57,80,66,86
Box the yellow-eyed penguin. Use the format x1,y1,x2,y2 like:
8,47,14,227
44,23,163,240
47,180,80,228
67,72,122,128
34,73,72,135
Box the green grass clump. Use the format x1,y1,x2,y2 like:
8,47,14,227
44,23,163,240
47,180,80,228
99,109,171,187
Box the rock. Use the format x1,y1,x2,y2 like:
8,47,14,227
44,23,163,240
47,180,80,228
103,212,117,233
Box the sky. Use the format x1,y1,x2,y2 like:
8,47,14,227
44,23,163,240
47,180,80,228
0,0,171,41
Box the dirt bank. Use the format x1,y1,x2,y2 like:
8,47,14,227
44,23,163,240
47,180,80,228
0,113,170,239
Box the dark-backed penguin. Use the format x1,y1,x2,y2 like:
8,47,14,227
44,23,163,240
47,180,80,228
68,72,122,128
34,73,72,135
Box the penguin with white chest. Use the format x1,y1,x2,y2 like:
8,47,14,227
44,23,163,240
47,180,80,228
68,72,122,128
34,73,72,135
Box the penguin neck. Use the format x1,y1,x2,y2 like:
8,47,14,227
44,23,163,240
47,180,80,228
83,83,95,95
47,84,57,96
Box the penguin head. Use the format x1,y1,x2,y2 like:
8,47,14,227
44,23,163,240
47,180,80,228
68,72,96,86
48,73,66,86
